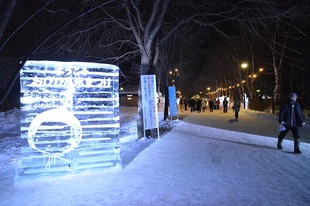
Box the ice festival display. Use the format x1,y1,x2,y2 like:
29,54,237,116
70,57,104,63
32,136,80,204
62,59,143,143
17,60,121,177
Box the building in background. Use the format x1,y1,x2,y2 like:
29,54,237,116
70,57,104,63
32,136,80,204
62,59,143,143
119,85,139,107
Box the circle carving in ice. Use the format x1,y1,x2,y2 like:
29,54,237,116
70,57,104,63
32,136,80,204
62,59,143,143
28,107,82,155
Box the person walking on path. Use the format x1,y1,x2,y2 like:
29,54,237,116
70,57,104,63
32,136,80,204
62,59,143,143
216,99,220,110
208,99,214,112
233,97,241,119
179,97,184,112
277,92,306,154
184,97,188,111
223,97,228,113
201,98,206,112
196,98,202,113
189,98,196,113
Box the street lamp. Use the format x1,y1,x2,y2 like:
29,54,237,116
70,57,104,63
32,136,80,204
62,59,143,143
240,63,249,109
241,63,248,69
207,87,211,99
241,62,248,104
169,68,179,86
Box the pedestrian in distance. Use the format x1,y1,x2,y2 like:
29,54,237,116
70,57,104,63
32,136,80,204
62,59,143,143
189,98,196,113
208,99,214,112
277,92,306,154
216,99,220,109
184,97,188,111
179,97,184,112
201,98,206,112
223,97,228,113
196,98,202,113
233,97,241,119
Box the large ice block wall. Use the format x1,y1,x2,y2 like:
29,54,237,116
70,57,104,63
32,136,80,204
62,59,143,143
18,60,121,176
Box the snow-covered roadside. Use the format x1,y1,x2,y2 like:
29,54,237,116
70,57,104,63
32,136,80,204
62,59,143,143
0,107,164,192
0,107,309,206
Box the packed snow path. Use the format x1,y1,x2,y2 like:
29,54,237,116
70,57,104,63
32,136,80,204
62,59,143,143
0,108,309,205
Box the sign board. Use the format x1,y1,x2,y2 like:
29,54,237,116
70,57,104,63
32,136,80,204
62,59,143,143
140,75,159,131
18,60,121,177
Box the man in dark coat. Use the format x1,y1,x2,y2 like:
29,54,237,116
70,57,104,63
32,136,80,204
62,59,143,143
223,97,228,113
208,99,214,112
189,98,196,113
233,97,241,119
277,92,306,154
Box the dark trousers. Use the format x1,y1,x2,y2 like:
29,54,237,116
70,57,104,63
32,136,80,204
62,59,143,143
191,106,194,112
278,126,300,140
223,106,227,113
235,111,239,119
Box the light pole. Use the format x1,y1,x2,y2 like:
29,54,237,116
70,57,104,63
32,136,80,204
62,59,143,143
241,63,248,108
169,68,179,86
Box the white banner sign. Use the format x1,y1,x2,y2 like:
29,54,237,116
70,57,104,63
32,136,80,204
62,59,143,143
141,75,159,130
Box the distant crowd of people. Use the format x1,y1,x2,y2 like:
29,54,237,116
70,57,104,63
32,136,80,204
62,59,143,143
176,96,244,121
177,96,240,115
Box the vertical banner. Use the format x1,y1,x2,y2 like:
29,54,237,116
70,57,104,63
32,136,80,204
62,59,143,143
18,60,121,177
141,75,159,131
168,86,178,117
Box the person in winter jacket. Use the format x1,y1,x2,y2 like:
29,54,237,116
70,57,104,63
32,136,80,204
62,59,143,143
189,98,196,113
277,92,306,154
223,97,228,113
233,97,241,119
196,98,202,113
208,99,214,112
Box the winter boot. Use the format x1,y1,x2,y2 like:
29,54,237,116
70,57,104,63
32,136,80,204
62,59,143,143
294,139,302,154
277,138,283,150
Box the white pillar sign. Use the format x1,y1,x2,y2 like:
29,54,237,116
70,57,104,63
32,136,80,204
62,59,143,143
140,75,159,134
18,60,121,176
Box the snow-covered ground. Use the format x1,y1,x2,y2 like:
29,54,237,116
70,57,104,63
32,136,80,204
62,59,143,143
0,107,309,206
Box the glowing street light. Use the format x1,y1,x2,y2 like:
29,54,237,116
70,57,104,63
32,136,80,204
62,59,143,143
241,63,248,69
169,68,179,86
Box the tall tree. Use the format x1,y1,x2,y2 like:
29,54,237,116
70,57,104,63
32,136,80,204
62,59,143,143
1,0,309,133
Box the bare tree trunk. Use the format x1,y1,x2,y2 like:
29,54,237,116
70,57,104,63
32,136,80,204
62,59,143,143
250,46,255,100
137,55,152,138
0,0,17,40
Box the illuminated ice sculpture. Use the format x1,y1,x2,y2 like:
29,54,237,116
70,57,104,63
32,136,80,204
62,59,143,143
17,60,121,176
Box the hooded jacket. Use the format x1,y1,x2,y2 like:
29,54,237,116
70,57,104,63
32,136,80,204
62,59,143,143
279,99,304,127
